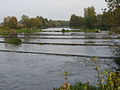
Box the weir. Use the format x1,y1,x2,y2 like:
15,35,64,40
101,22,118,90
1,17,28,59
0,49,119,59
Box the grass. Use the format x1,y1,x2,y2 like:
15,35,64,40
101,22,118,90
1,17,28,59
72,29,100,33
70,82,100,90
16,28,42,34
0,28,42,35
0,27,102,34
61,28,101,33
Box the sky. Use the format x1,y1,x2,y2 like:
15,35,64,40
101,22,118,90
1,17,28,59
0,0,107,22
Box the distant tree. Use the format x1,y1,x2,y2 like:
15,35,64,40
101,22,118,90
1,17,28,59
3,15,69,29
44,18,49,27
69,6,97,29
70,14,81,27
84,6,97,28
29,18,39,29
55,20,69,27
48,20,56,27
21,15,30,28
105,0,120,28
4,16,18,29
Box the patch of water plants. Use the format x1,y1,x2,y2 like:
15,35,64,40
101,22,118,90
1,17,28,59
37,43,45,45
84,41,95,44
4,36,22,45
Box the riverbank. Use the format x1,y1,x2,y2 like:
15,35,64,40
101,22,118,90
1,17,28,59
0,28,42,35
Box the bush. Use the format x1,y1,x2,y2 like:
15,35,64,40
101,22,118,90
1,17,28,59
7,38,22,45
111,28,120,34
62,29,70,32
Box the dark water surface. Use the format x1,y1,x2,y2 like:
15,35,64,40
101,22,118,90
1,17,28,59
0,52,118,90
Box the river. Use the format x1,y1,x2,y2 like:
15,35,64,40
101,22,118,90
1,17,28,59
0,28,119,90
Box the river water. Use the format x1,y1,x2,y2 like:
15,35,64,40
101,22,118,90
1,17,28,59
0,28,119,90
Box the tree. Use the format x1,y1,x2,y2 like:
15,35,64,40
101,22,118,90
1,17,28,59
69,6,97,29
4,16,18,29
70,14,81,27
44,18,49,27
84,6,97,28
48,20,56,27
105,0,120,28
29,18,37,29
21,15,30,28
36,16,44,28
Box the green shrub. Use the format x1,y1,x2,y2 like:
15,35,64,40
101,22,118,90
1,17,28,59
7,38,22,45
62,29,70,32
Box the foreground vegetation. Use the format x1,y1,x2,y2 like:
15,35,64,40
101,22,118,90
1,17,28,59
55,71,120,90
54,57,120,90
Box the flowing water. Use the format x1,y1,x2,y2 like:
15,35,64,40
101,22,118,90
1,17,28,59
0,28,119,90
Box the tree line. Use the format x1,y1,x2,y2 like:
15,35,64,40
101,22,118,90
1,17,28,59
70,0,120,30
1,0,119,31
2,15,69,29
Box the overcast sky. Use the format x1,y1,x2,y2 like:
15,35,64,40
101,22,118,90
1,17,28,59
0,0,107,22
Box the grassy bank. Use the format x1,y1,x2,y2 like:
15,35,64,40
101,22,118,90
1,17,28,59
0,28,42,35
62,28,101,33
16,28,42,33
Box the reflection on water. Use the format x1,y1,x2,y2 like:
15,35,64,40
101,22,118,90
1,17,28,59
5,43,21,50
4,33,18,42
18,34,34,42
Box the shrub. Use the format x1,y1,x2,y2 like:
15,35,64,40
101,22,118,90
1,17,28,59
7,38,22,45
